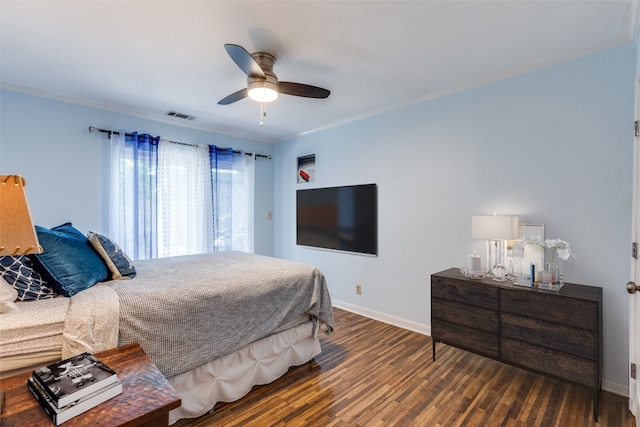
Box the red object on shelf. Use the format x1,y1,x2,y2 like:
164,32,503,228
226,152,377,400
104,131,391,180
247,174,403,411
299,170,310,181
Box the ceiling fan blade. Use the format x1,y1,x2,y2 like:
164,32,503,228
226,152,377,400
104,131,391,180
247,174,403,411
224,44,265,79
279,82,330,99
218,88,248,105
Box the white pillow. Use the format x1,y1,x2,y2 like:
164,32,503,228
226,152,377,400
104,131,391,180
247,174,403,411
0,276,19,313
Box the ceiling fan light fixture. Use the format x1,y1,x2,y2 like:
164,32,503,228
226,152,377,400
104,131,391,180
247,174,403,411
248,79,279,103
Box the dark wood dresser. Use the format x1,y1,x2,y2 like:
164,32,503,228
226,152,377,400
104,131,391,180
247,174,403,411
431,268,603,420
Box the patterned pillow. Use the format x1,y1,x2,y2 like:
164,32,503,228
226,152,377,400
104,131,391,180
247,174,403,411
0,256,56,301
87,232,136,280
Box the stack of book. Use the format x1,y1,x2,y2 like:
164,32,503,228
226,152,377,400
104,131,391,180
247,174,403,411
27,352,122,425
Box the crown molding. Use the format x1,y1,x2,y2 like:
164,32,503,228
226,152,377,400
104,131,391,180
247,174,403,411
279,35,635,143
0,83,275,144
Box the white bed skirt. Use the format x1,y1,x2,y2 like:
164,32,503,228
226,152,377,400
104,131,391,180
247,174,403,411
167,321,321,425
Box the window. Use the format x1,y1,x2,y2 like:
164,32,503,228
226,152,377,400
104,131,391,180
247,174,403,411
109,131,253,259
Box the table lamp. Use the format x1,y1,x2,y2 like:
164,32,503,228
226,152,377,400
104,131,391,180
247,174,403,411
471,214,519,281
0,175,42,256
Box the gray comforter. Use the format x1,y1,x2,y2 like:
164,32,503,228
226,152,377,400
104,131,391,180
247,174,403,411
107,251,333,378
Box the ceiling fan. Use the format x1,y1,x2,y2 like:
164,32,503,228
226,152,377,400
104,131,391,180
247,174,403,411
218,44,330,106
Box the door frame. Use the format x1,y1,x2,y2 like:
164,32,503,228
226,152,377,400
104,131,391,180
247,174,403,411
630,33,640,425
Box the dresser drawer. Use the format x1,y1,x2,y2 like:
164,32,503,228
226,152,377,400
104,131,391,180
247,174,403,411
432,318,499,359
501,313,598,360
501,288,598,331
432,297,498,334
432,276,498,310
501,337,598,388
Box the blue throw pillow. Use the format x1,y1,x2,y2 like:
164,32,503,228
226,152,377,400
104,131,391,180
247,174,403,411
87,232,136,280
0,256,56,301
31,224,109,297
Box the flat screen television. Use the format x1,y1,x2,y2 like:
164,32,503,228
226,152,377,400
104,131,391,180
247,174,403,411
296,183,377,255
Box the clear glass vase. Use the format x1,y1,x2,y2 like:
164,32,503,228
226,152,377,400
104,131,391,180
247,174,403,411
551,261,564,285
539,260,564,290
539,265,553,284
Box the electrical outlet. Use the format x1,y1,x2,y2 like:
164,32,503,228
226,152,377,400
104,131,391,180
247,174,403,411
356,284,362,295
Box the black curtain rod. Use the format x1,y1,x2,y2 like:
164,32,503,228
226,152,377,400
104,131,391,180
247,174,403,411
88,126,271,159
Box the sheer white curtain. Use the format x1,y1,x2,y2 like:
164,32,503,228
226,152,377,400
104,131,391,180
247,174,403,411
231,154,254,253
157,140,214,257
108,130,125,246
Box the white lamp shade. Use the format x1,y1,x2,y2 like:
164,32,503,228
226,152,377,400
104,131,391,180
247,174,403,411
471,215,520,240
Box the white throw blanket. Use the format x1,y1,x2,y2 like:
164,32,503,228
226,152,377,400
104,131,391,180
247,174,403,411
61,283,119,359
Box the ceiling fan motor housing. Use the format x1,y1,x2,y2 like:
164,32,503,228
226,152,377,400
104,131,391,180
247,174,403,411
247,52,279,102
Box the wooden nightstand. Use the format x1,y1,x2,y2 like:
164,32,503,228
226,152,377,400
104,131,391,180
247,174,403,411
0,343,181,426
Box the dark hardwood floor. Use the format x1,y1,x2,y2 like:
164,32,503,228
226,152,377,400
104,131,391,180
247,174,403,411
174,308,635,426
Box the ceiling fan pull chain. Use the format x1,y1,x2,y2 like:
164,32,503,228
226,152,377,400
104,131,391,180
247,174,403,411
260,102,265,126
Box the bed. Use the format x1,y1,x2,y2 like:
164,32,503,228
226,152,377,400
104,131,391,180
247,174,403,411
0,249,334,424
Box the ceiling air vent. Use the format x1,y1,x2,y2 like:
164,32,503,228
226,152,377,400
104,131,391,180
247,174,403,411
165,111,198,121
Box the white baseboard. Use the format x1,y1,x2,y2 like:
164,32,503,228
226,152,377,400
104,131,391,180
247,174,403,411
331,299,628,398
602,380,629,397
332,299,430,336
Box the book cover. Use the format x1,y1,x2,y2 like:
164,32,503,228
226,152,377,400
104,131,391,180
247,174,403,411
27,377,122,425
32,352,118,408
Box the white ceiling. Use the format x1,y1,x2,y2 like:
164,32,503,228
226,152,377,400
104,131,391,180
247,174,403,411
1,1,638,143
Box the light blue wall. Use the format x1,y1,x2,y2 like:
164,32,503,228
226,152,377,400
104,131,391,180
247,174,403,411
273,43,637,393
0,90,275,256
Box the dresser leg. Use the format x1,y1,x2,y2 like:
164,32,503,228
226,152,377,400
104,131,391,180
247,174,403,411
593,390,599,422
432,339,436,361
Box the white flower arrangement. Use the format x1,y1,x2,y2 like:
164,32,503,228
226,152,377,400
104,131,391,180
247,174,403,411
526,236,575,264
